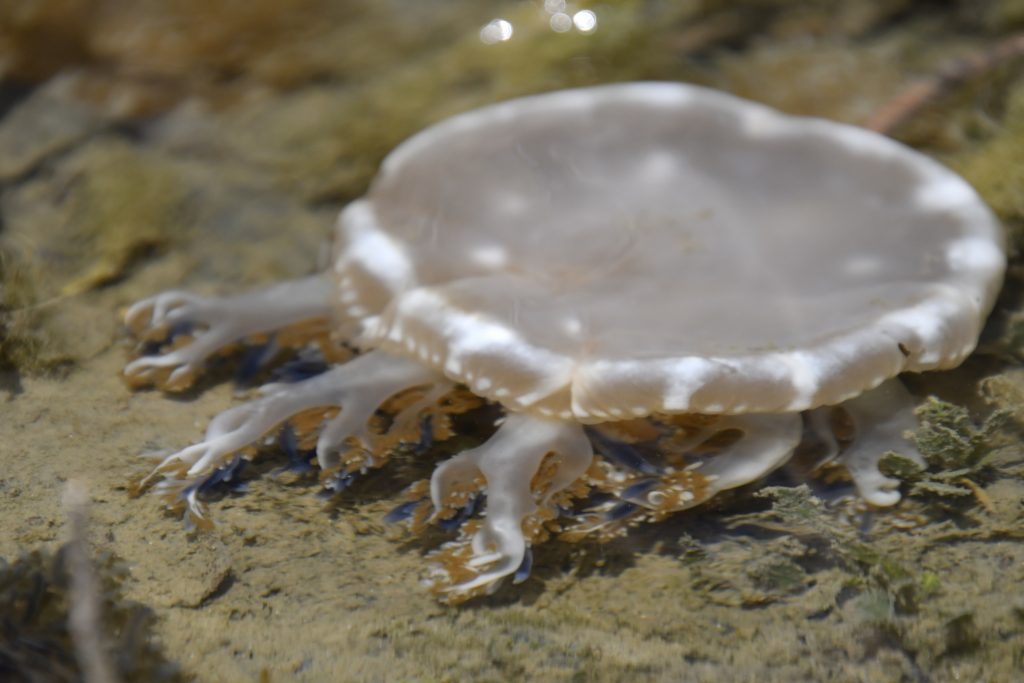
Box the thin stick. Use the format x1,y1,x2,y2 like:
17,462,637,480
64,480,122,683
866,32,1024,136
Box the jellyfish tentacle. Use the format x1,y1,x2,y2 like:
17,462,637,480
695,413,803,494
430,413,592,599
539,427,594,504
833,378,924,506
314,362,452,470
145,351,442,491
804,407,841,465
124,275,336,389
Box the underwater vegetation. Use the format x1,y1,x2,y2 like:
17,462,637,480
882,396,1010,502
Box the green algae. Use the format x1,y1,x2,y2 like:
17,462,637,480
728,485,951,618
879,396,1008,502
724,480,1022,676
911,395,1004,470
980,368,1024,425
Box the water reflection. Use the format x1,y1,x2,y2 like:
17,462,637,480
550,12,572,33
573,9,598,33
480,2,598,44
480,18,514,44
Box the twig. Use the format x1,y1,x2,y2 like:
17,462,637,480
64,480,122,683
866,32,1024,136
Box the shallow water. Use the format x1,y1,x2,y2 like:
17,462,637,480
2,1,1023,681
